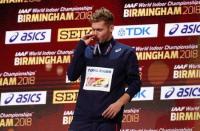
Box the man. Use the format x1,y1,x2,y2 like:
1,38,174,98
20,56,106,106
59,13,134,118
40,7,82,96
68,7,141,131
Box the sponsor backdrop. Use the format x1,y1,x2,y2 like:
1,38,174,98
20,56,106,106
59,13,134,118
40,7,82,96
0,0,200,131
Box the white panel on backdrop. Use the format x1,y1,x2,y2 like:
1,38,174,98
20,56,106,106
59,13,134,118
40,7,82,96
0,91,47,106
5,29,51,44
161,85,200,100
131,87,154,101
113,24,158,39
165,22,200,37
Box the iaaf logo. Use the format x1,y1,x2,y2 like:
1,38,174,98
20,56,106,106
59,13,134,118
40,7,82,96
113,24,158,39
131,87,154,101
160,85,200,100
165,22,200,37
171,107,185,112
0,91,47,106
5,29,51,44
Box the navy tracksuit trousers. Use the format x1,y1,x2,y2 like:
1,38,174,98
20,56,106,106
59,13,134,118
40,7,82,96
69,121,121,131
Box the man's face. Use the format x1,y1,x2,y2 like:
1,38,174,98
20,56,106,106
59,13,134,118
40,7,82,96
91,21,114,43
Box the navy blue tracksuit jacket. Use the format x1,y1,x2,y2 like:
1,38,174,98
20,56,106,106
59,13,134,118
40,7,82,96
67,39,141,125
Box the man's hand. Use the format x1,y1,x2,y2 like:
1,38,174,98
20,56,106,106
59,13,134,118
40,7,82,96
81,34,96,45
102,93,130,119
102,101,123,119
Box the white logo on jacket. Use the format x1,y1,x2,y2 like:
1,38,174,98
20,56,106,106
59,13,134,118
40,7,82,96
115,48,122,53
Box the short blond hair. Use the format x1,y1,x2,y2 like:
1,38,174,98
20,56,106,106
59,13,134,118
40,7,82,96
89,7,114,25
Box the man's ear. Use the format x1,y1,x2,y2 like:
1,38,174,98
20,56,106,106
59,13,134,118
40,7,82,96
110,25,114,32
